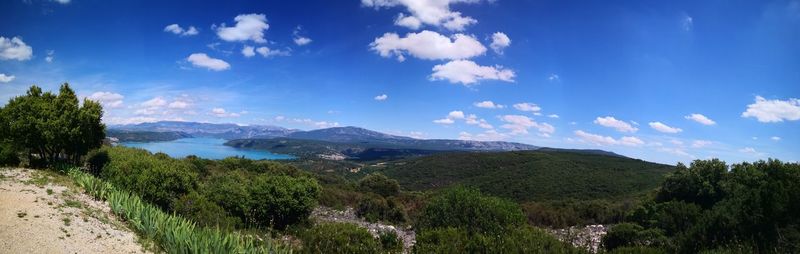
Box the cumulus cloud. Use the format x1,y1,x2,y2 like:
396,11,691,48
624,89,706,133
489,32,510,54
741,96,800,123
370,30,486,61
771,136,781,141
594,116,638,133
513,103,541,113
474,100,504,109
141,97,167,108
430,60,514,85
548,114,559,118
500,115,554,136
649,122,683,133
293,26,312,46
685,113,716,125
87,91,124,108
362,0,480,31
691,140,713,148
255,46,290,57
242,46,256,57
168,99,191,109
466,114,493,129
433,118,455,124
187,53,230,71
215,14,269,43
573,130,644,147
660,147,693,158
211,107,241,118
0,36,33,61
164,24,199,36
0,73,15,83
739,147,765,157
374,94,388,101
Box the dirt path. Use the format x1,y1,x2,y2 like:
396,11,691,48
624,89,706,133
0,168,150,254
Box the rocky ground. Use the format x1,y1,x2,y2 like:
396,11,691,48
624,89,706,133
311,206,416,252
550,224,608,253
0,168,150,254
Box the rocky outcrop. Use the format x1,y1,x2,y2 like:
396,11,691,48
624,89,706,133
550,224,608,253
311,206,416,252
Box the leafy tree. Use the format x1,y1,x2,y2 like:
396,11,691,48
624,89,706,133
0,84,104,166
249,174,321,229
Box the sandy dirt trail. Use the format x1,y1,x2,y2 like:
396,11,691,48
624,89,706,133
0,168,150,254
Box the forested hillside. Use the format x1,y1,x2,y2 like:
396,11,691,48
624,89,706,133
369,150,674,202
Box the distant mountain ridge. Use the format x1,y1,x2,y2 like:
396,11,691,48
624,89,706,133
108,121,625,158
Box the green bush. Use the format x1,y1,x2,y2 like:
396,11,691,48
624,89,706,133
602,223,667,251
0,143,20,167
68,168,290,253
416,186,525,235
378,231,402,253
355,194,407,224
300,222,382,254
84,149,109,176
172,192,241,229
249,174,321,229
358,173,400,197
608,246,667,254
100,146,197,209
415,226,579,253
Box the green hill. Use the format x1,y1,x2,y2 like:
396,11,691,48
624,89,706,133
366,150,674,202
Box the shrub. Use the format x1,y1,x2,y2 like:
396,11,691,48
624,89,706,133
84,149,109,176
378,231,402,253
416,186,525,235
172,192,241,229
358,173,400,197
355,194,407,224
0,143,20,167
249,174,321,229
415,226,579,253
301,222,382,254
602,223,667,251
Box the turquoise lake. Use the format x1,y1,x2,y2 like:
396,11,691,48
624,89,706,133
120,137,294,160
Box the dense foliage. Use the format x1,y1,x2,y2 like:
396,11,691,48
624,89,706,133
373,151,673,202
300,222,387,254
106,129,191,142
0,84,105,166
96,146,321,230
68,168,290,253
607,159,800,253
413,186,579,252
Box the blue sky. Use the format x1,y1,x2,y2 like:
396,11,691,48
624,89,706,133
1,0,798,164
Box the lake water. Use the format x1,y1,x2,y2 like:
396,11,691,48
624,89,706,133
120,137,295,160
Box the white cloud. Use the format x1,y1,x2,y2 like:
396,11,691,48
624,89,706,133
374,94,388,101
164,24,199,36
691,140,713,148
513,102,541,113
370,30,486,61
362,0,480,31
256,46,290,57
489,32,510,54
0,73,15,83
682,13,693,31
215,14,269,43
0,36,33,61
459,129,508,141
45,50,54,63
685,113,716,125
433,118,455,124
448,110,465,119
548,73,560,82
87,91,124,108
649,122,683,133
242,46,256,57
168,100,191,109
573,130,643,147
141,97,167,108
474,100,504,109
771,136,781,141
465,114,493,129
293,26,312,46
594,116,638,133
660,147,693,158
211,107,241,118
52,0,70,4
547,114,559,118
431,60,514,85
279,117,340,129
187,53,230,71
741,96,800,123
739,147,764,156
500,115,554,136
670,139,684,145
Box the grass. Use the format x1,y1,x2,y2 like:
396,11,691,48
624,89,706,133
46,188,53,195
67,168,292,254
62,217,71,226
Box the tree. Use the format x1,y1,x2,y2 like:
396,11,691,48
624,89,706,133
358,173,400,197
417,186,525,235
0,84,105,166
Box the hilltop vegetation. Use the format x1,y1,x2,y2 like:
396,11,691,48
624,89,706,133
106,129,191,142
368,150,674,202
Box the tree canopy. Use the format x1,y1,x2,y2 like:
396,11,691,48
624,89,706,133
0,84,105,166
